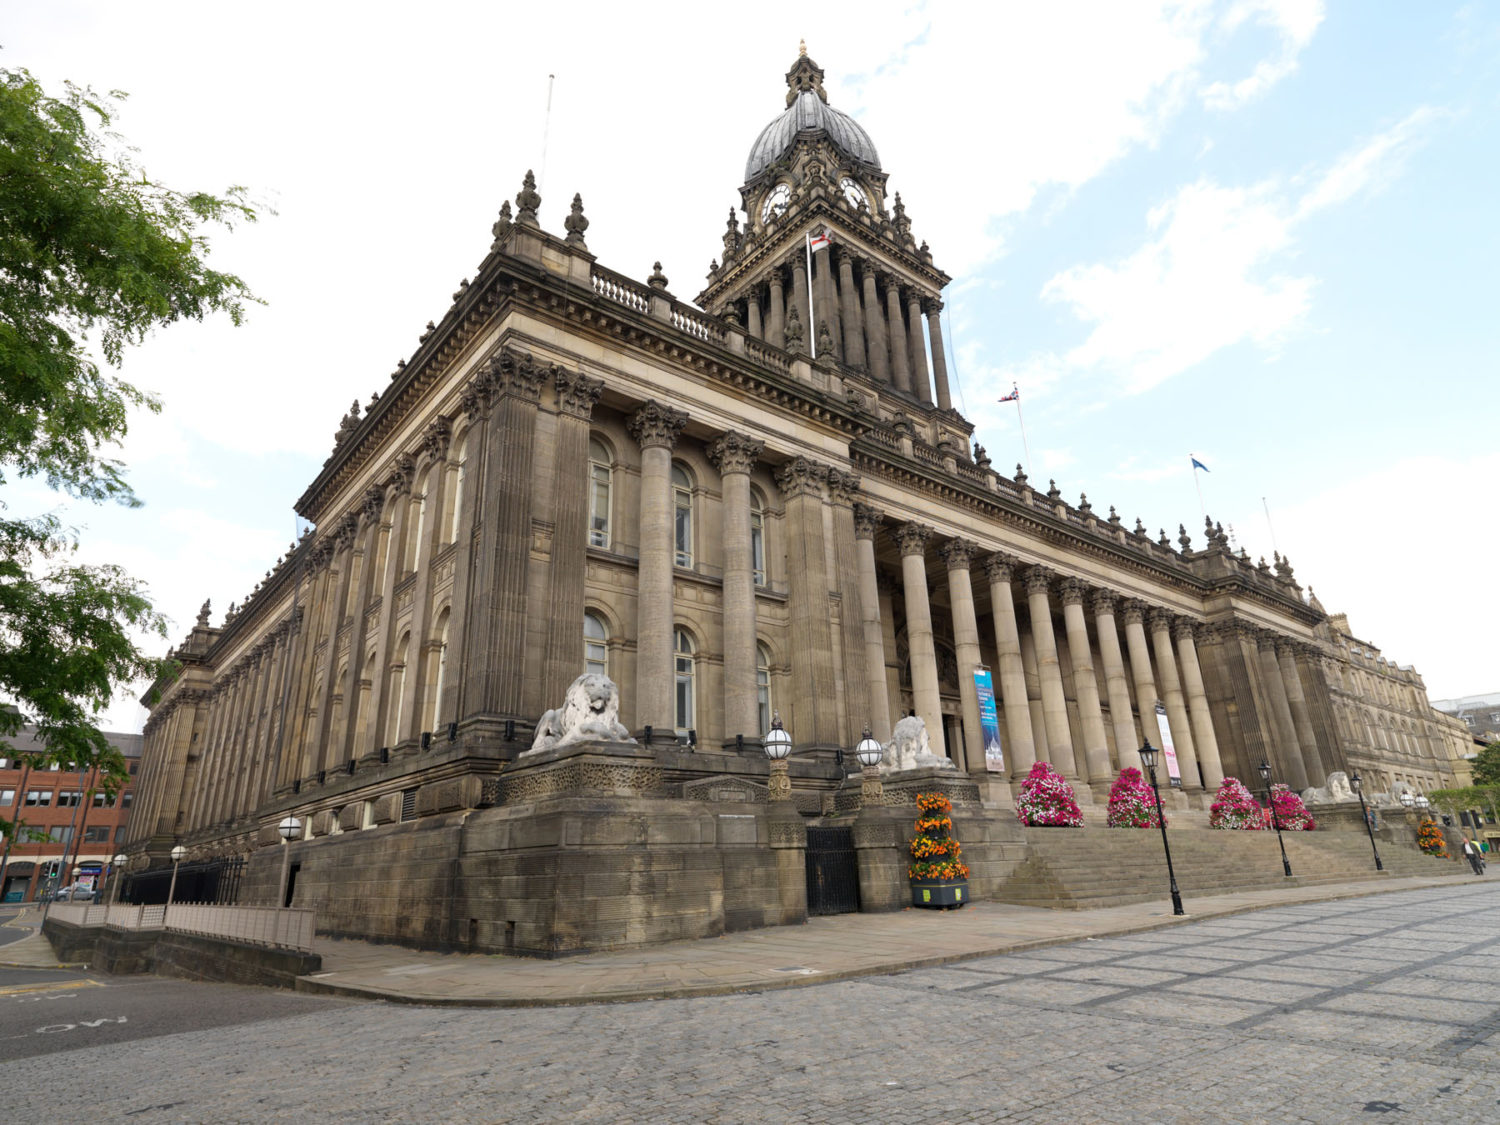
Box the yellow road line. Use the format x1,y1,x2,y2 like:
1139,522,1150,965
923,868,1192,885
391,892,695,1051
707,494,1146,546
0,979,102,997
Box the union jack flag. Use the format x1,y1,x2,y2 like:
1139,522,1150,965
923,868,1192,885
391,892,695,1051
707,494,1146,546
998,385,1019,403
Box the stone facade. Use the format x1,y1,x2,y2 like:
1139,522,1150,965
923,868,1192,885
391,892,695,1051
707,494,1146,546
126,49,1468,952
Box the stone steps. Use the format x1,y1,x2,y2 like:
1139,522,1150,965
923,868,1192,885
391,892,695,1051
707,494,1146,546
992,826,1461,909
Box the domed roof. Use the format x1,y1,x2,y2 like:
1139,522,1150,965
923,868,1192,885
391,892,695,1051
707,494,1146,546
744,50,881,182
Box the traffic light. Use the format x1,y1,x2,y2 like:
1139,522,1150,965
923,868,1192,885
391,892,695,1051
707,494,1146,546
44,860,61,879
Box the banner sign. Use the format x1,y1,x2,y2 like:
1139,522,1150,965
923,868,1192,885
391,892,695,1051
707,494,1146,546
1154,702,1181,786
974,666,1005,772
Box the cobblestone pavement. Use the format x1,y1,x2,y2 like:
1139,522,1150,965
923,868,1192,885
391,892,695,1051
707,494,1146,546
9,882,1500,1124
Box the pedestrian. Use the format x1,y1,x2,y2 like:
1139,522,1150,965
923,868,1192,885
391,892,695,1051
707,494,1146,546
1461,837,1484,876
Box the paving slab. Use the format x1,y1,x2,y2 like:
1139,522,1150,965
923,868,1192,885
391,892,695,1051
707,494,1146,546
295,869,1478,1007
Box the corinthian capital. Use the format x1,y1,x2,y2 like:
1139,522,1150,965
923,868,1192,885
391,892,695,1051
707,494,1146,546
774,456,829,499
1091,589,1117,619
555,369,605,420
826,469,861,506
1024,566,1055,597
1057,576,1087,607
852,501,883,540
1121,599,1147,627
1172,618,1200,645
938,538,976,572
707,431,764,476
1148,608,1175,635
628,400,689,451
982,552,1016,585
892,521,932,558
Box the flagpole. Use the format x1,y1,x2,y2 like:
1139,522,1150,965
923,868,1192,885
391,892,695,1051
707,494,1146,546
1192,458,1207,526
1262,497,1279,555
1012,385,1033,478
805,231,816,359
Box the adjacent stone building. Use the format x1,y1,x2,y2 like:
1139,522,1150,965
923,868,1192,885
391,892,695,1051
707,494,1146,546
126,48,1469,952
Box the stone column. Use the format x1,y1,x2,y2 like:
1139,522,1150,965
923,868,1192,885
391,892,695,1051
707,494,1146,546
790,257,810,355
438,391,486,729
628,400,689,733
907,292,932,405
1059,578,1111,789
982,554,1037,779
1176,621,1225,791
827,471,871,749
924,300,952,411
1258,632,1310,790
1019,632,1051,765
1092,591,1141,774
884,278,911,393
811,243,837,360
1024,567,1077,780
1150,610,1201,792
860,262,888,385
894,522,945,759
708,431,765,744
767,269,786,350
1121,601,1162,757
746,289,763,340
361,476,410,756
852,503,893,743
940,539,984,774
1276,639,1324,787
837,251,865,368
311,517,358,768
776,458,839,749
541,372,604,709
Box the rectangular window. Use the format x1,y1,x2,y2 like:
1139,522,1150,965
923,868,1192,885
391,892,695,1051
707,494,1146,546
121,792,133,809
750,513,766,587
0,789,13,807
115,826,125,844
93,792,108,807
25,790,51,807
48,825,72,843
128,761,138,775
589,465,611,548
84,826,110,843
56,790,82,807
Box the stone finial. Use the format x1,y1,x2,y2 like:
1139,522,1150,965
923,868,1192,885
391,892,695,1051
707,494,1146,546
1307,586,1326,613
891,192,911,241
1178,524,1193,553
515,170,541,227
722,208,740,259
1158,528,1171,548
452,278,470,302
333,399,362,447
1014,463,1028,486
647,261,669,291
1046,479,1061,503
1078,492,1092,514
420,320,436,342
563,193,589,247
490,200,514,249
783,301,806,352
1108,506,1121,527
799,37,807,57
973,443,991,469
1134,517,1146,536
195,599,212,628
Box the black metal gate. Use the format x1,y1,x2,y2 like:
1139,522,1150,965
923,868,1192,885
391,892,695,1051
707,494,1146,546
123,856,245,906
805,826,860,916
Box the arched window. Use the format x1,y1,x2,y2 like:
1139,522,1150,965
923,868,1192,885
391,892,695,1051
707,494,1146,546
446,434,468,544
584,612,608,676
672,463,693,568
750,486,767,587
353,647,376,752
423,609,451,733
674,628,695,733
386,632,410,747
588,438,612,548
756,642,773,735
403,472,427,574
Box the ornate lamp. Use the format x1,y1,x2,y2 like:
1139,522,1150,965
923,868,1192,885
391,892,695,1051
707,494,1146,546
1400,791,1415,811
166,844,188,922
1258,759,1293,877
277,816,303,910
108,852,128,910
763,713,792,802
1350,771,1384,871
1137,741,1184,915
855,726,884,807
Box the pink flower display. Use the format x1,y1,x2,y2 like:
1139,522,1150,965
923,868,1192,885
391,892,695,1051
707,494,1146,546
1209,776,1267,830
1106,767,1165,828
1016,761,1084,827
1269,783,1316,830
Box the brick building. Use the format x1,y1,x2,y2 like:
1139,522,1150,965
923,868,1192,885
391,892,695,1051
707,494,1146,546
0,726,141,902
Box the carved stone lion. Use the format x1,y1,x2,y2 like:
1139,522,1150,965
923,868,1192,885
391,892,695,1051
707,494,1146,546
1302,771,1355,807
525,673,636,755
883,714,956,773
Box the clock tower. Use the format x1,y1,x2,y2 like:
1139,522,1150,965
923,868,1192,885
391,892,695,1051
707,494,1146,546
697,45,959,424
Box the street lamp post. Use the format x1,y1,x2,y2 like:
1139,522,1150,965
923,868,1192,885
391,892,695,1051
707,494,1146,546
277,816,302,909
1258,760,1294,878
1136,740,1184,916
1350,772,1384,872
855,726,884,807
763,712,793,802
108,853,128,912
165,844,186,923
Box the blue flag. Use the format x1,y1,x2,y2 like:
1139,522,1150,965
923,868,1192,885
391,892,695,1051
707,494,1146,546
1191,457,1209,473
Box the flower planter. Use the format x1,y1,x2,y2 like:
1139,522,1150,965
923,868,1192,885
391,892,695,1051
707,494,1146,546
910,877,968,909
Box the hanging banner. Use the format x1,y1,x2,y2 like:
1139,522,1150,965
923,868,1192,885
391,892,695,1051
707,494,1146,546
974,666,1005,772
1154,701,1181,787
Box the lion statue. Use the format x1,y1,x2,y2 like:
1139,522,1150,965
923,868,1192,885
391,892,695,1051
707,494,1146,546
525,672,636,755
884,714,956,773
1302,770,1356,806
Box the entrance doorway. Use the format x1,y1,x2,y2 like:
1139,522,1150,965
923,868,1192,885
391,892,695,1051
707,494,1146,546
804,827,859,915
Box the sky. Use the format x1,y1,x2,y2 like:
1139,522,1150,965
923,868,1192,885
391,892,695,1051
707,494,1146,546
6,0,1498,731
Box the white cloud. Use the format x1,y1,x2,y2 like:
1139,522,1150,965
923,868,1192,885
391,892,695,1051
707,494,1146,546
1201,0,1326,109
1008,107,1439,395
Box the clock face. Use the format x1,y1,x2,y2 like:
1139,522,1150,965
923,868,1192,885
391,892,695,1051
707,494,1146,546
760,183,791,222
839,177,866,207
